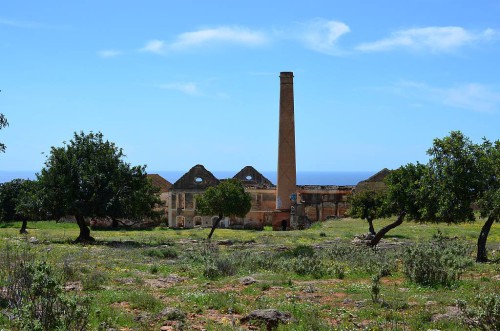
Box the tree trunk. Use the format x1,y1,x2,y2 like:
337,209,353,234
19,219,28,234
369,212,406,247
207,214,223,240
476,215,495,263
367,218,376,235
112,218,119,229
75,214,95,243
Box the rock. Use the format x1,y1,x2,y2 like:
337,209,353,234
28,237,39,244
134,312,150,322
240,309,291,329
158,307,186,321
64,281,82,291
240,276,257,285
431,306,461,322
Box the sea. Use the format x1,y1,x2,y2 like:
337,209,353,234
0,170,376,186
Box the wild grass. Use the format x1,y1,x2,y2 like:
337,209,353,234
0,218,499,330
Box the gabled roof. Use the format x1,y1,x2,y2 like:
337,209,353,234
233,165,274,188
147,174,172,193
172,164,220,190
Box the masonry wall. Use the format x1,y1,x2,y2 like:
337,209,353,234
167,186,353,228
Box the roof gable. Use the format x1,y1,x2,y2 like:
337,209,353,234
172,164,220,190
147,174,172,193
233,165,274,188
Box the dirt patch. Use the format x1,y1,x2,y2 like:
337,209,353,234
145,274,188,289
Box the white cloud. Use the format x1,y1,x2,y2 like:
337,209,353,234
170,26,268,50
98,50,123,58
160,82,200,95
140,26,267,54
397,81,500,113
357,26,496,53
140,39,166,54
298,19,350,55
0,18,67,29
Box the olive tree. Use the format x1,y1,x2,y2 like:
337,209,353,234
349,189,388,235
196,178,252,240
38,131,162,242
423,131,499,262
369,162,427,247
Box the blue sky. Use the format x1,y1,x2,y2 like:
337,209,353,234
1,0,499,174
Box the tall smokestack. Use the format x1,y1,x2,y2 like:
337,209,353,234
276,72,296,211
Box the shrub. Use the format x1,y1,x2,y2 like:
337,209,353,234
292,256,326,279
203,256,237,280
403,236,472,286
144,247,179,259
82,269,109,291
199,243,238,280
0,245,91,331
458,293,500,330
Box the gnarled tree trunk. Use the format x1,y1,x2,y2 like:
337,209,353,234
369,212,406,247
75,214,95,243
19,219,28,234
367,218,376,235
476,215,495,262
207,214,223,240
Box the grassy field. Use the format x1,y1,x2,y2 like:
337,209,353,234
1,218,499,330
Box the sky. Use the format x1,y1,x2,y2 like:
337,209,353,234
1,0,499,175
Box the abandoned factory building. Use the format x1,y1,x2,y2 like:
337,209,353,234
157,164,354,229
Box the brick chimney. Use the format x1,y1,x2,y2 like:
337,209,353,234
276,72,296,211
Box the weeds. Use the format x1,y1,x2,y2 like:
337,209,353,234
403,234,473,286
458,293,500,330
0,244,91,331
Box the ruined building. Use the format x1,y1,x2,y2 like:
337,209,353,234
163,165,352,229
159,72,354,230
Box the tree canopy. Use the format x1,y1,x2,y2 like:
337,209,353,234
422,131,499,262
369,131,499,262
0,113,8,153
38,131,162,242
196,178,252,240
348,189,388,235
0,178,28,222
368,162,427,246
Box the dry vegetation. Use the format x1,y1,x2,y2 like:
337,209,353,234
1,218,499,330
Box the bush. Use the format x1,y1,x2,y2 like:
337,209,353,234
83,269,109,291
144,247,179,259
292,256,328,279
0,244,91,331
203,256,237,280
458,293,500,331
403,236,472,286
199,242,238,280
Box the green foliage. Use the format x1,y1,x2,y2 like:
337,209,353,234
0,244,91,331
38,131,162,240
423,131,486,223
196,178,252,219
371,273,381,303
83,269,109,291
0,178,26,221
0,179,44,223
144,246,179,259
422,131,500,261
403,234,473,286
0,113,7,153
283,244,316,258
349,189,388,231
458,293,500,331
385,162,427,220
